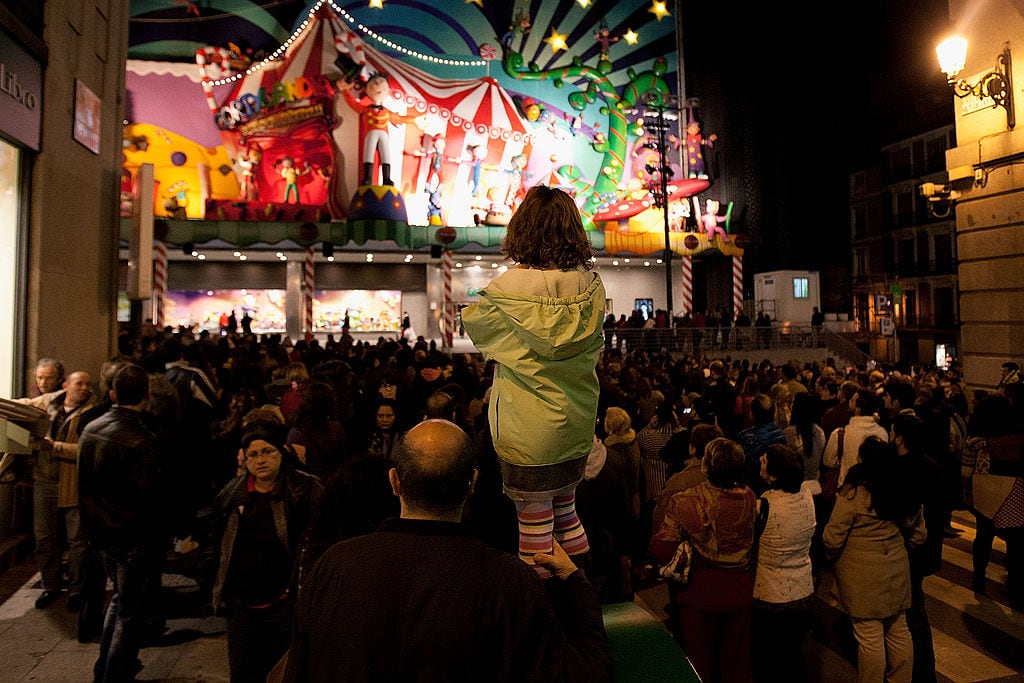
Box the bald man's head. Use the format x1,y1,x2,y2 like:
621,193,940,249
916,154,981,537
393,419,477,515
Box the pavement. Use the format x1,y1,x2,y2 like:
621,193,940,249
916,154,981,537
0,536,230,682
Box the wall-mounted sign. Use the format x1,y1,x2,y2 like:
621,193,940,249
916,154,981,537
875,293,892,316
73,79,101,154
0,31,42,150
960,92,996,116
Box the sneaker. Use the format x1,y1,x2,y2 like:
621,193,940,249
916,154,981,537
35,589,62,609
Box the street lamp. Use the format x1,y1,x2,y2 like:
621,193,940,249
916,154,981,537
936,37,1014,129
639,93,679,316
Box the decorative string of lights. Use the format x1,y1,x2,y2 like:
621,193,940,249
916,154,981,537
204,0,483,87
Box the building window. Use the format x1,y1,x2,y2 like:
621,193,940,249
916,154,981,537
854,248,867,280
936,287,955,327
934,233,954,273
793,277,809,299
852,206,866,240
903,289,916,327
855,293,869,333
0,139,21,396
896,191,914,227
898,239,915,277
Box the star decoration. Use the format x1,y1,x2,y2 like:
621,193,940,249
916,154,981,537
544,27,569,53
465,0,483,6
369,0,383,7
648,1,670,22
576,0,591,6
623,28,639,45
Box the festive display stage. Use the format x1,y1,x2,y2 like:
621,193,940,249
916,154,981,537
122,0,747,332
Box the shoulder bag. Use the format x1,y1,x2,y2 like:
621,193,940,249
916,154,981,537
819,428,844,503
658,536,694,585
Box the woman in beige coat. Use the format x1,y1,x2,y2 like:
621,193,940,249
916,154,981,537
823,436,926,683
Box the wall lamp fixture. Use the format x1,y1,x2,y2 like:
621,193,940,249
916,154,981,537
936,37,1014,129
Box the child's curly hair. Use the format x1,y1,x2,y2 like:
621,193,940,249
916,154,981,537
502,185,594,270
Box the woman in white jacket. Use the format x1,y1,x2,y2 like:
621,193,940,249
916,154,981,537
752,443,817,682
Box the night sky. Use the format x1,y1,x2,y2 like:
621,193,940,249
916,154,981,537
685,1,953,275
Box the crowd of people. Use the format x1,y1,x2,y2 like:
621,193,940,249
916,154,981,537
12,181,1024,682
14,326,1023,681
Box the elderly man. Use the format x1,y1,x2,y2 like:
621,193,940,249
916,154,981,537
285,419,613,682
30,357,64,398
20,369,96,609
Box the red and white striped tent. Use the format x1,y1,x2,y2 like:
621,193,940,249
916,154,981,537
197,4,531,222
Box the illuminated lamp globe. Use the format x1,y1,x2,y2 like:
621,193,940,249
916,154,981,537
936,36,968,79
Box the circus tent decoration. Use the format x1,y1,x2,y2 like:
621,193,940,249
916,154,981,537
195,3,532,231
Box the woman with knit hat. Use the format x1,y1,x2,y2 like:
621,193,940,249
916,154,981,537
211,422,323,683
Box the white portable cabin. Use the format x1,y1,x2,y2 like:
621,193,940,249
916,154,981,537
753,270,820,324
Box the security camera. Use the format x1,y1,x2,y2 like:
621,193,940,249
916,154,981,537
919,182,959,202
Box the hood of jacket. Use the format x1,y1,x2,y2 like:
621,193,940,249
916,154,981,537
464,268,605,362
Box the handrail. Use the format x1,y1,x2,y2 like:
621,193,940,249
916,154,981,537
607,324,872,368
822,328,872,368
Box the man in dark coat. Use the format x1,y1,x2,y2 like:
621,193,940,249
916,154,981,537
284,419,613,682
78,363,169,683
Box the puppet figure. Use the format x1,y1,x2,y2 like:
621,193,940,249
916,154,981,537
594,21,619,60
700,198,730,242
277,157,310,204
505,153,528,210
501,9,532,49
685,117,717,179
237,143,263,201
465,144,488,198
426,176,444,226
483,186,511,226
413,135,449,192
341,72,419,186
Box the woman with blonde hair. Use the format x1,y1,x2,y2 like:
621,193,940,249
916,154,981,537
651,437,757,681
577,406,641,601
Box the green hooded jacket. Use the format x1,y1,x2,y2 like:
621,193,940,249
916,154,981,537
462,267,605,494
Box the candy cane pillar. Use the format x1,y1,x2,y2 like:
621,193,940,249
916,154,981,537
680,255,693,315
442,248,454,349
732,255,744,315
152,240,167,328
304,246,315,337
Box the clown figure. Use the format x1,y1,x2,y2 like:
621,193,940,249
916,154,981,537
277,157,310,204
237,143,262,201
685,117,717,179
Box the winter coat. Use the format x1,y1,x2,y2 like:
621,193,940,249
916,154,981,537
462,267,605,496
822,484,926,618
211,466,323,613
20,390,97,506
822,415,889,487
